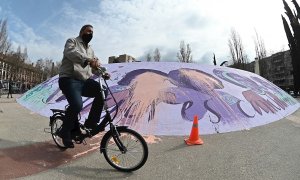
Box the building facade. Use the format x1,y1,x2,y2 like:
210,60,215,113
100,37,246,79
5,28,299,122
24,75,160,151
218,50,293,92
0,56,43,92
259,50,293,91
108,54,139,63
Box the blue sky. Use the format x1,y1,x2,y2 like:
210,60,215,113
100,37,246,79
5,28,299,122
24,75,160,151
0,0,295,64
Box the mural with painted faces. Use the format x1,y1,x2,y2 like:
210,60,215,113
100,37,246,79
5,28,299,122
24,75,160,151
213,68,292,115
108,68,255,128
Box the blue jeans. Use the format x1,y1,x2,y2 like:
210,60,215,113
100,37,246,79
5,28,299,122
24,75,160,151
58,77,106,136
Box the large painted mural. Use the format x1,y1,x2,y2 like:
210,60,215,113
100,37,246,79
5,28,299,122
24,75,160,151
17,62,299,135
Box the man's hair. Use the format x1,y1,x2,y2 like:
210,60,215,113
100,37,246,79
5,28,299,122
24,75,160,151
79,24,93,35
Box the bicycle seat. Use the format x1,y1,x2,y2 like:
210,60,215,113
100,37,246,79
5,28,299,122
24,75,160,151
50,109,66,113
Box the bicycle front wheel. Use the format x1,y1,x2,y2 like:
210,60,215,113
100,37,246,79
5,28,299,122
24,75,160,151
101,128,148,172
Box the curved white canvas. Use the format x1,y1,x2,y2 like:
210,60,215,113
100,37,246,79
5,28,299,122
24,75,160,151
17,62,299,135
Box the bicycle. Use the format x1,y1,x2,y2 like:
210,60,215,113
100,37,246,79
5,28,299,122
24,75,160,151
47,67,148,172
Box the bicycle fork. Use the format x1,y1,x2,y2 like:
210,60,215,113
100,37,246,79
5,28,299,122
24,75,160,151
111,124,127,153
100,125,129,153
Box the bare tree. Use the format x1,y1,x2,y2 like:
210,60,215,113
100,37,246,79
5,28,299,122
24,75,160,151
0,19,11,54
23,47,29,63
146,53,152,62
254,30,267,60
153,48,161,62
35,59,44,69
177,41,193,63
228,28,248,69
282,0,300,96
16,45,22,61
253,30,267,76
52,61,61,76
6,53,22,81
45,58,55,77
36,58,58,79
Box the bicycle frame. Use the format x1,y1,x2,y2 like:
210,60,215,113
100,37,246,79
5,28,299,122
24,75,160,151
98,73,109,114
97,68,128,153
48,67,128,152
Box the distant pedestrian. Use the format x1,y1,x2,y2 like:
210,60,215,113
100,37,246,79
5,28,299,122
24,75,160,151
21,84,25,93
7,79,13,98
0,81,3,98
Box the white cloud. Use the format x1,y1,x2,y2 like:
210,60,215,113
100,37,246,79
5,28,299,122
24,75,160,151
90,0,289,64
6,13,61,61
82,0,229,63
1,0,291,65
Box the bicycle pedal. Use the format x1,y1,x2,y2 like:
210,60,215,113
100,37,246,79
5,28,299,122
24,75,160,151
82,139,87,145
82,128,93,138
74,138,83,144
74,139,87,145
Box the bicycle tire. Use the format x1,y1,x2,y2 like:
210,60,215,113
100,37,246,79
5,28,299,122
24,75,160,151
50,117,67,149
101,128,148,172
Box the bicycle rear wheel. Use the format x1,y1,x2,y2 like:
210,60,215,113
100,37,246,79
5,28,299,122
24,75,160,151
101,128,148,172
50,117,67,149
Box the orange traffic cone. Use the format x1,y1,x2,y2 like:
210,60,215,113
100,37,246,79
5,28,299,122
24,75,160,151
184,115,204,145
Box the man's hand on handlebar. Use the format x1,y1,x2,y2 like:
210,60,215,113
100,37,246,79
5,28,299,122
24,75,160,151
87,58,110,80
89,58,101,69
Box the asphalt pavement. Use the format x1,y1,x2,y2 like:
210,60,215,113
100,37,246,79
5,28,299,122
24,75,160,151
0,94,300,180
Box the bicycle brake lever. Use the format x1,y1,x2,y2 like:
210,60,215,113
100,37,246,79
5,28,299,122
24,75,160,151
97,66,107,74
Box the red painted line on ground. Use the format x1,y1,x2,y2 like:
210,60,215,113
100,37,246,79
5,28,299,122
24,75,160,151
0,134,104,179
0,133,157,179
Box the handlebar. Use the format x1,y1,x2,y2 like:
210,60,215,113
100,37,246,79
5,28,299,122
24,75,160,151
96,66,107,75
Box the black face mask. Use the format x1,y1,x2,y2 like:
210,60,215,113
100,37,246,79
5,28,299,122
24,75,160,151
82,33,93,44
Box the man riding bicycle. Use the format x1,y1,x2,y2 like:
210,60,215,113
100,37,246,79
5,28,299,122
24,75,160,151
58,24,110,148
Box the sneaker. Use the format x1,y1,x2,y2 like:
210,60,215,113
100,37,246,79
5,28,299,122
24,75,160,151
84,119,107,136
84,121,97,131
62,138,74,148
80,125,93,137
71,126,89,140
